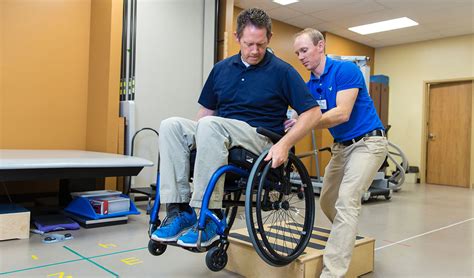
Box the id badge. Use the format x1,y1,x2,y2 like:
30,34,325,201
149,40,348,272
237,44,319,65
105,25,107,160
317,99,327,110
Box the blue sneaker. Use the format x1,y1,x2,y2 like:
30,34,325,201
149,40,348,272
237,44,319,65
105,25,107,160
151,210,197,242
176,219,220,247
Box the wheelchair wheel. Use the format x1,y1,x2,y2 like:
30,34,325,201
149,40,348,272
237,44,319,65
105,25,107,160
224,191,241,230
148,240,167,256
245,150,315,266
206,246,228,272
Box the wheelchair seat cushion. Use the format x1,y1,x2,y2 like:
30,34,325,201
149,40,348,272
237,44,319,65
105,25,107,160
189,147,258,180
228,147,258,169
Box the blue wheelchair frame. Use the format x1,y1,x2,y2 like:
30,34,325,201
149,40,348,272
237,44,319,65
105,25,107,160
149,165,248,249
147,128,315,271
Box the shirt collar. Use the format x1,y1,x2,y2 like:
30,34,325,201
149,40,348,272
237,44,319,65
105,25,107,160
232,50,273,68
309,55,334,81
241,56,250,67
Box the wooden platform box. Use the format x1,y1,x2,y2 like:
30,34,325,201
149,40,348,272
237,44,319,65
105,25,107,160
0,204,30,240
226,225,374,278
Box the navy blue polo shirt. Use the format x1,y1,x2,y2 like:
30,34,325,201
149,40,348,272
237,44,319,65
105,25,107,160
307,56,383,142
199,51,318,135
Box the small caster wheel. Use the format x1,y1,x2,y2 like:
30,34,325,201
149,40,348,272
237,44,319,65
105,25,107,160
205,246,228,272
148,240,167,256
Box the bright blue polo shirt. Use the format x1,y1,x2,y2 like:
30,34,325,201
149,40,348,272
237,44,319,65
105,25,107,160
199,51,318,135
307,56,383,142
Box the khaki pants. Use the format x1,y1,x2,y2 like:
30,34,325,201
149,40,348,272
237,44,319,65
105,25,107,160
158,116,272,209
320,136,388,278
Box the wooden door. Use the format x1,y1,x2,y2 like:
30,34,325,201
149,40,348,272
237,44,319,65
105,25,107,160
426,81,472,187
370,82,389,128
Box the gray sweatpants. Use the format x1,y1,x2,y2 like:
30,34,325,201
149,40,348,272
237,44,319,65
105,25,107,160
320,136,388,278
158,116,272,209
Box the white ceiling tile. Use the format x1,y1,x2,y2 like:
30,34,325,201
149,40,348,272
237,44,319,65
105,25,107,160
370,41,386,48
354,37,378,46
285,15,325,28
286,0,359,14
425,19,474,33
384,34,438,47
371,32,444,47
375,0,473,10
267,6,304,21
364,25,434,40
232,0,474,47
309,1,387,22
234,0,255,10
338,31,369,42
330,9,408,28
310,22,339,32
402,4,474,24
234,0,281,11
326,36,377,51
438,25,474,37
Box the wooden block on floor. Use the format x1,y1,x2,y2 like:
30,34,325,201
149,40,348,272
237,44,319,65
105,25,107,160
0,204,30,240
226,224,374,278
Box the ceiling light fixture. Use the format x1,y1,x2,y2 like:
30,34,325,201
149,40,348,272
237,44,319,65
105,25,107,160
272,0,299,6
349,17,419,35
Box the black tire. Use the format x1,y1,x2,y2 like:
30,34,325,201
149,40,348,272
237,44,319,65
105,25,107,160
205,246,228,272
148,240,167,256
245,150,315,266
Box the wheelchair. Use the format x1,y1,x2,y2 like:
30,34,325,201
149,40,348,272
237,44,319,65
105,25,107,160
147,128,315,271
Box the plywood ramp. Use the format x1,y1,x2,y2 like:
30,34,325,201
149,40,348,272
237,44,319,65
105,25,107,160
226,225,374,278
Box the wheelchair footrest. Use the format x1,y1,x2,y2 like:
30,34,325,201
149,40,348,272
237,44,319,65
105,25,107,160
149,238,221,253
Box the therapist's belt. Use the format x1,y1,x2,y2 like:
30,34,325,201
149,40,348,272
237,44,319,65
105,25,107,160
337,129,385,147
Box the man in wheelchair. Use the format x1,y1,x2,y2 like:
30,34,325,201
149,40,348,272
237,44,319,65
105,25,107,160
151,8,321,248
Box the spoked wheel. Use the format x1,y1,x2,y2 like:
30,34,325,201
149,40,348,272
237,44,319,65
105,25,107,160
224,191,241,230
205,246,228,271
148,240,167,256
245,150,315,266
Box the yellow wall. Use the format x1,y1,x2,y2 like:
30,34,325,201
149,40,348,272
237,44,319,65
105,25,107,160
86,0,124,189
86,0,123,154
325,32,375,75
1,0,122,152
1,0,124,193
1,0,91,149
374,34,474,181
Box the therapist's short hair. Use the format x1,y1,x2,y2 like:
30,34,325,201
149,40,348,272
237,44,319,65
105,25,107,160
295,28,325,45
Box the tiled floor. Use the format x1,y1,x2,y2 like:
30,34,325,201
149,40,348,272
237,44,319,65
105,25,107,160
0,183,472,277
